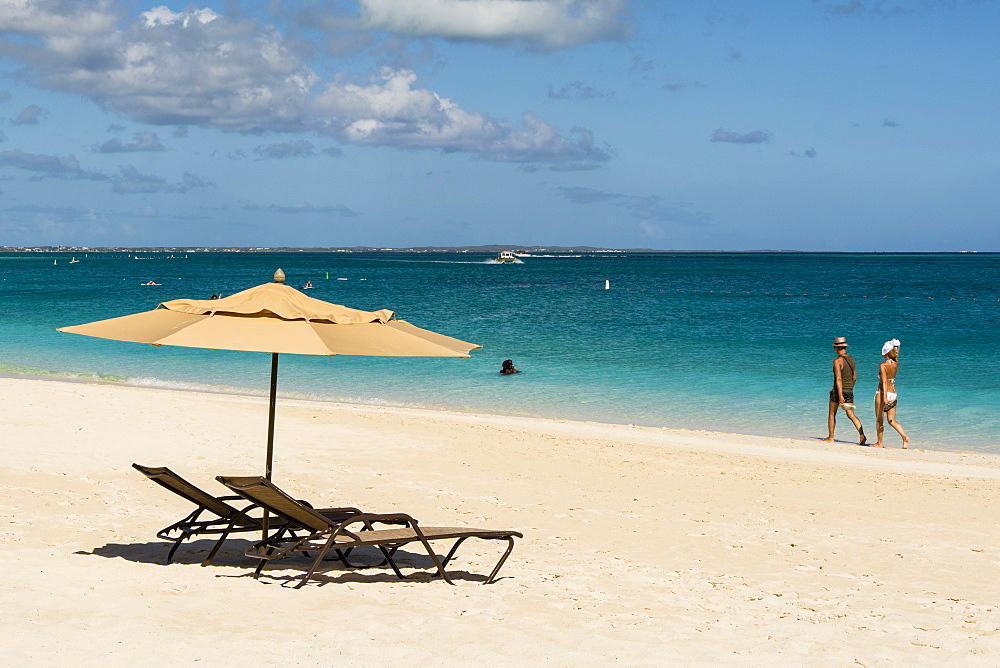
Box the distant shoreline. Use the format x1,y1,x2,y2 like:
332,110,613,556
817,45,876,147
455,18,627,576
2,246,997,255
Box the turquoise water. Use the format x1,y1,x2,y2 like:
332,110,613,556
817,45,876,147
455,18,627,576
2,251,998,452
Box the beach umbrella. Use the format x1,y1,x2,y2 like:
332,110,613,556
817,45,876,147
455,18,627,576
58,269,481,480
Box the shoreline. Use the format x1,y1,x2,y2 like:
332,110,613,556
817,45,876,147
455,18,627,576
5,375,1000,661
3,369,991,457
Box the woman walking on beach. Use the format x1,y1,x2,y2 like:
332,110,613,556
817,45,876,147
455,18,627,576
874,339,909,449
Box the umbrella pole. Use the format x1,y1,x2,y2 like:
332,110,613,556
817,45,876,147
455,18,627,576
263,352,279,539
266,352,279,481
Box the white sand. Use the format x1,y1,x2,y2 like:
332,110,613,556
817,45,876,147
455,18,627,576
3,376,1000,664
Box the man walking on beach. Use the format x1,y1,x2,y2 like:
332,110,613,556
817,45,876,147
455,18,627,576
823,336,867,446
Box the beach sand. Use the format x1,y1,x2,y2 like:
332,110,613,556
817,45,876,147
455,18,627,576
3,376,1000,664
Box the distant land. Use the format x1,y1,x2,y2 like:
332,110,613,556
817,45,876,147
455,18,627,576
0,246,988,254
2,245,812,254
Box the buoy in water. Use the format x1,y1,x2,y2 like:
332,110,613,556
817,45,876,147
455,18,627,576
604,280,610,290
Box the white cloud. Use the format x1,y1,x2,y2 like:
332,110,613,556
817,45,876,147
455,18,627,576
140,5,220,28
112,165,164,193
13,104,48,124
253,140,317,159
0,0,118,36
0,2,608,165
314,68,608,163
0,149,107,180
358,0,631,51
111,165,214,194
710,128,772,144
548,80,613,100
95,131,164,152
11,5,318,132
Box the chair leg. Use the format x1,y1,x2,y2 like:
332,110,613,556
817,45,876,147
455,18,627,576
483,537,517,584
378,545,408,580
355,545,398,569
251,526,291,578
158,509,202,563
440,537,470,570
166,534,188,563
415,535,455,585
323,548,358,568
202,532,230,566
203,520,246,566
253,553,270,579
294,533,339,589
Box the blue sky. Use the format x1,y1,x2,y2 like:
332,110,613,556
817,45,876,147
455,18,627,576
1,0,997,250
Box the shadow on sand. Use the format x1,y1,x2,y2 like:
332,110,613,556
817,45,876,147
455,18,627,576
76,539,492,585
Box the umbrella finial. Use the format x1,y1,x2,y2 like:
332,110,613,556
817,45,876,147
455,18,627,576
273,269,286,284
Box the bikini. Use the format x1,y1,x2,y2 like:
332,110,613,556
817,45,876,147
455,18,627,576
876,361,898,410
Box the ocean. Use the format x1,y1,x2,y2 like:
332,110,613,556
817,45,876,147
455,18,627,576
2,251,998,452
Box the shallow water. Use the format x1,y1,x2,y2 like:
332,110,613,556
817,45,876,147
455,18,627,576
2,251,998,451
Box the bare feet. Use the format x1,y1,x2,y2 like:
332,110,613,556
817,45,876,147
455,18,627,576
871,442,884,448
858,435,867,447
821,437,834,443
902,441,909,449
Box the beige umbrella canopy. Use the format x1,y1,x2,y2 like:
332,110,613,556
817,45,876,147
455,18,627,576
58,269,481,479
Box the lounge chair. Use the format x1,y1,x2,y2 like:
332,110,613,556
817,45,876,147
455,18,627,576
216,475,523,588
132,464,362,566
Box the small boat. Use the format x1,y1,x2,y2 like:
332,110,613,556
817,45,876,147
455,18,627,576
495,251,518,264
302,281,314,290
69,257,79,263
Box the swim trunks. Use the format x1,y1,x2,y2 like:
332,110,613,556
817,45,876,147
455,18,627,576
831,389,854,404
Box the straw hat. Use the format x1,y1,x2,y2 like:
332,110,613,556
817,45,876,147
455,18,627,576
833,336,849,348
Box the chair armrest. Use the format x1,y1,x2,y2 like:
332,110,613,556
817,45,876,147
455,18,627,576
340,513,417,529
230,501,264,526
315,507,364,516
